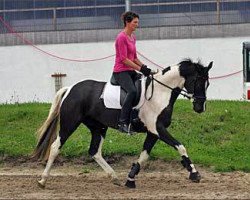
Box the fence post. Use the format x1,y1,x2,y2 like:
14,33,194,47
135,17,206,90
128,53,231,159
53,8,57,31
125,0,131,12
217,0,221,24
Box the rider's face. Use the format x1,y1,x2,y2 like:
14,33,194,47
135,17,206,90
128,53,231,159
126,18,139,31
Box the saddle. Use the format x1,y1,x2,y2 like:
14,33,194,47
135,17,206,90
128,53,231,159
101,74,152,133
101,74,146,109
110,74,142,107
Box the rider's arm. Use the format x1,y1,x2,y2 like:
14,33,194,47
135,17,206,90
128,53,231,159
134,58,143,67
122,58,141,71
123,58,151,77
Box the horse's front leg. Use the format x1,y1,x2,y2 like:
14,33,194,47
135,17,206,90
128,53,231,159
125,132,158,188
157,123,201,183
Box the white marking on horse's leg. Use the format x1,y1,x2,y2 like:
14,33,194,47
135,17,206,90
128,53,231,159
176,144,197,173
203,102,206,112
176,145,188,157
93,137,117,179
38,136,61,186
138,150,149,165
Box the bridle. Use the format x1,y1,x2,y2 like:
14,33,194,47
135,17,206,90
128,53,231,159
145,71,209,102
191,75,210,101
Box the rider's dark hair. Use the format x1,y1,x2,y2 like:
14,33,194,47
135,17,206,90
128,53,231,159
121,11,139,27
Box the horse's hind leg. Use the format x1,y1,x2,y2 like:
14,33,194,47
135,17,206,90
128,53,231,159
86,120,120,186
38,135,61,188
38,118,81,188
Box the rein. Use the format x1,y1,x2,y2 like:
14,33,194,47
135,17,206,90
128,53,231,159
147,75,192,100
145,73,207,101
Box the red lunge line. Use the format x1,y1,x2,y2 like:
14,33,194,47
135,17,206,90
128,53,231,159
0,16,242,79
0,16,115,62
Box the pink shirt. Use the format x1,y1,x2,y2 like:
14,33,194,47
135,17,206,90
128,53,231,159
113,31,138,72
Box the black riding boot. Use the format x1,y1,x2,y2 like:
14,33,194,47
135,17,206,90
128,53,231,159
118,93,135,134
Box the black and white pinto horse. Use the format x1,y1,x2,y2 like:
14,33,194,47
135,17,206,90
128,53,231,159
32,59,212,189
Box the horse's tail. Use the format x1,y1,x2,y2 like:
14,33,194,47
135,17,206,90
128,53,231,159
31,87,68,161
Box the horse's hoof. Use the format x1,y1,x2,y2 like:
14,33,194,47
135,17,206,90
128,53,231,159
189,171,201,183
111,177,121,186
37,180,45,189
125,180,136,188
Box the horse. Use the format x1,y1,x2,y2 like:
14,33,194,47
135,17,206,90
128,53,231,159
32,59,212,189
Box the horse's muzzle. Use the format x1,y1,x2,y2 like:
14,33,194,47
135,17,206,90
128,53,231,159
193,100,206,113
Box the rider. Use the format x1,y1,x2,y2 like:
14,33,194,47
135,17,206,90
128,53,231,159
113,11,152,134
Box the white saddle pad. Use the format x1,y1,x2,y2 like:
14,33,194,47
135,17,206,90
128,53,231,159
100,78,146,109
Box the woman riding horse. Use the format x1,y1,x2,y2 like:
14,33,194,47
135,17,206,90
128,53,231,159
113,11,151,133
32,58,212,189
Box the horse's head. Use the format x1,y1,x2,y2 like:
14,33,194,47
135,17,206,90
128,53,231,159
179,59,213,113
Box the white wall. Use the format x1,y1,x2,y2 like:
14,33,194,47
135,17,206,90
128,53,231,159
1,36,249,103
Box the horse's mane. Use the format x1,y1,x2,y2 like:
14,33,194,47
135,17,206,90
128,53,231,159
179,58,204,69
179,58,193,66
161,59,205,76
178,58,205,77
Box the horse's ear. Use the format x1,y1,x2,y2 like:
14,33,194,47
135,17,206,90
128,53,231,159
207,61,213,71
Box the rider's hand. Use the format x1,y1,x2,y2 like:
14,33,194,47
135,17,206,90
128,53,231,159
140,64,151,77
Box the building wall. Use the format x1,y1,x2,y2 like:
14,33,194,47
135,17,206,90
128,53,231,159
0,36,249,103
1,23,250,46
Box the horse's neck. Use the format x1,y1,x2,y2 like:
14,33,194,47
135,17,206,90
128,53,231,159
144,65,184,111
154,65,185,89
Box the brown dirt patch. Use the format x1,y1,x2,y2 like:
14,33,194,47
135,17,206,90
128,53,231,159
0,156,249,199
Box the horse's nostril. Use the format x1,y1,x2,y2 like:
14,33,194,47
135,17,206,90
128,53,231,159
197,109,203,113
193,104,204,113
